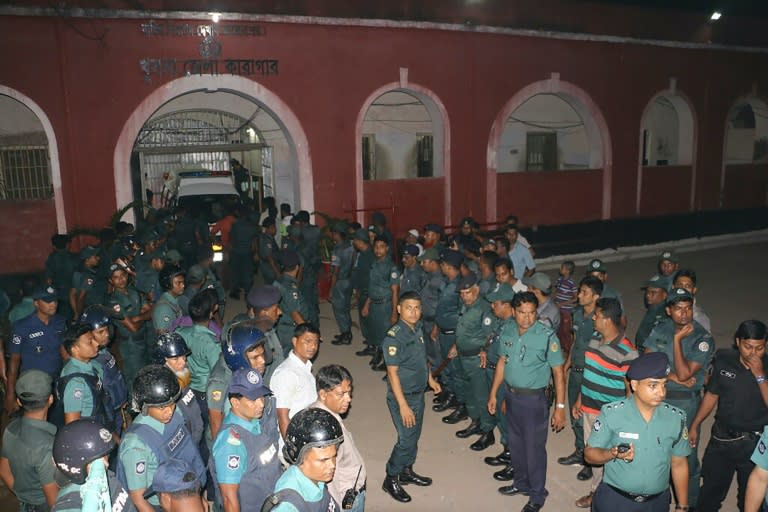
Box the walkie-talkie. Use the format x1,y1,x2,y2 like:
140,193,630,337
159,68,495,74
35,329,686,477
341,466,363,509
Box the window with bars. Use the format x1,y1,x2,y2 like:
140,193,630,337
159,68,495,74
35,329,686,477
362,134,376,180
525,132,558,171
416,134,434,177
0,146,53,200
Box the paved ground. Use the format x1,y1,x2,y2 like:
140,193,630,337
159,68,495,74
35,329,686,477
2,241,765,510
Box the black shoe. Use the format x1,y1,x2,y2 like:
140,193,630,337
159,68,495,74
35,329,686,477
577,465,593,481
399,465,432,486
382,474,411,503
372,359,387,372
557,450,584,466
498,485,527,496
521,501,543,512
484,450,511,466
470,430,495,451
493,463,515,481
442,405,468,424
432,393,457,412
433,389,450,404
369,348,383,368
456,419,481,438
355,345,375,356
331,332,352,345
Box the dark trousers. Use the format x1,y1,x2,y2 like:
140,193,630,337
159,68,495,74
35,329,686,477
456,355,494,431
485,367,507,445
667,394,702,507
300,268,319,326
505,389,549,505
566,369,584,452
230,251,254,292
438,332,458,396
698,427,760,512
422,321,440,369
592,482,670,512
331,279,352,334
386,391,425,476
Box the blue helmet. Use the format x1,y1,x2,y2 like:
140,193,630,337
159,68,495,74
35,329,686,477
154,332,191,363
223,319,270,372
79,305,113,330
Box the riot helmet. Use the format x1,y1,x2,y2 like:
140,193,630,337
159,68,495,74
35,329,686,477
283,408,344,465
223,319,271,372
154,331,192,363
53,419,116,485
132,364,180,414
159,264,185,291
80,304,113,331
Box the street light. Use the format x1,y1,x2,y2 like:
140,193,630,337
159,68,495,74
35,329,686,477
710,11,722,21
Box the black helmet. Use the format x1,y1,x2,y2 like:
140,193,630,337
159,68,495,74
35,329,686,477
132,364,180,413
80,304,113,330
159,264,185,291
53,419,116,485
154,332,191,363
283,408,344,465
223,319,271,371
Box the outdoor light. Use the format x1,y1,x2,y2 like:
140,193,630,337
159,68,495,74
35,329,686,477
209,12,221,23
710,11,722,21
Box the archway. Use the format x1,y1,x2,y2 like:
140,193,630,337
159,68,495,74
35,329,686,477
720,96,768,208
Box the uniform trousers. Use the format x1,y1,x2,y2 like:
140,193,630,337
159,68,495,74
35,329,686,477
386,391,425,476
592,482,670,512
331,279,352,334
667,393,702,507
456,355,494,431
357,294,372,344
422,321,440,369
437,332,458,396
300,267,319,327
485,366,507,445
229,251,254,292
368,301,391,347
567,369,585,453
118,335,146,393
505,389,549,505
698,425,760,512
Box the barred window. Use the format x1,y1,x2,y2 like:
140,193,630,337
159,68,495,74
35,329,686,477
0,146,53,200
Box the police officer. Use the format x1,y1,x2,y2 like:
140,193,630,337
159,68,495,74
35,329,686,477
381,291,441,503
689,320,768,512
149,458,204,512
117,365,206,510
434,250,464,419
585,352,691,512
400,245,426,295
644,287,714,509
348,229,374,351
416,247,444,372
0,369,58,511
329,222,354,344
45,233,76,321
52,419,135,512
586,259,626,326
228,206,259,300
263,408,343,511
364,236,400,371
273,250,309,357
244,286,286,384
453,272,496,451
487,291,566,512
258,217,281,287
211,368,281,511
746,428,768,511
70,245,101,319
196,247,226,321
294,211,322,327
152,264,186,336
477,251,499,298
635,275,670,352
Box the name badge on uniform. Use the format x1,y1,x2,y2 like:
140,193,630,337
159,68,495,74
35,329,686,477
260,444,277,465
619,432,639,440
720,369,736,379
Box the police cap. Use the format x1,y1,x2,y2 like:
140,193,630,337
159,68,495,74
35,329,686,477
626,352,671,381
247,285,281,310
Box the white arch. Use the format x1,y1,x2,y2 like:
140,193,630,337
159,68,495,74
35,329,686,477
487,75,612,220
720,94,768,206
114,75,313,223
636,88,698,213
355,81,451,226
0,85,66,232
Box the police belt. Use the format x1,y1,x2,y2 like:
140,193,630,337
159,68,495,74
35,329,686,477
440,328,456,335
712,422,762,442
664,389,701,400
458,348,483,357
570,366,584,373
369,297,387,304
606,484,664,503
506,385,545,396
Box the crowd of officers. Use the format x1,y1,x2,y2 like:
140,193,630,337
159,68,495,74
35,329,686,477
0,206,767,512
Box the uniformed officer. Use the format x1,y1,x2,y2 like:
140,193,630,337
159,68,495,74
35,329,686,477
258,217,281,287
152,264,186,336
416,247,444,372
148,459,204,512
477,251,499,298
6,285,66,415
45,233,76,321
0,369,58,511
586,259,626,327
274,249,310,357
348,229,374,351
689,320,768,512
434,250,464,420
294,211,322,327
244,285,286,384
400,244,426,295
585,352,691,512
644,287,714,509
117,365,206,510
52,419,135,512
196,247,226,322
746,427,768,511
381,291,441,503
69,245,101,319
329,222,355,343
635,275,670,352
107,264,152,391
263,408,343,511
557,275,602,480
658,250,680,278
211,368,281,511
422,223,445,253
228,207,259,300
364,236,400,371
487,291,566,512
452,272,496,451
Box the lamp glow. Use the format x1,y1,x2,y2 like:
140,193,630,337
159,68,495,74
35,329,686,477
710,11,722,21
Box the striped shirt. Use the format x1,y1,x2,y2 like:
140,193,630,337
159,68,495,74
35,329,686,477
581,334,638,415
554,276,577,312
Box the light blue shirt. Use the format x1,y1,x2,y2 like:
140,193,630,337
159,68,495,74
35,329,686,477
212,412,262,484
508,242,535,278
272,464,327,511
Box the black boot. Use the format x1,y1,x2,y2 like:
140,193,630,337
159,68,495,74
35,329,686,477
432,388,450,404
456,419,482,438
355,345,375,356
399,465,432,486
493,463,515,481
369,348,383,367
371,349,387,371
484,450,511,466
577,465,593,481
432,393,457,412
470,430,495,451
382,474,411,502
442,404,468,424
557,449,584,466
331,331,352,345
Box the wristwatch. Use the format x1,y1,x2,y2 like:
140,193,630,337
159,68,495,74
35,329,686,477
555,403,566,409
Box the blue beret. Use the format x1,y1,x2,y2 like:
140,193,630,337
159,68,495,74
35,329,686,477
403,244,419,257
441,249,463,268
279,249,300,269
246,285,281,309
457,272,478,291
626,352,671,380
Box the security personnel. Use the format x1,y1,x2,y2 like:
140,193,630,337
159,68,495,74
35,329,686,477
295,210,323,327
364,236,400,371
348,229,374,351
52,419,134,512
135,249,165,303
107,264,152,391
434,250,464,418
152,264,186,336
689,320,768,512
148,459,205,512
635,274,670,352
6,285,66,414
263,408,343,511
644,287,714,509
117,365,206,510
477,251,499,298
45,233,76,321
453,272,496,451
558,276,602,480
196,247,226,320
329,222,354,343
586,259,626,326
81,305,129,434
747,428,768,512
258,217,281,287
70,245,101,319
381,291,441,503
273,249,309,357
400,244,426,295
585,352,691,512
417,247,444,371
0,369,58,510
244,286,286,384
228,207,259,300
211,368,281,511
487,291,566,512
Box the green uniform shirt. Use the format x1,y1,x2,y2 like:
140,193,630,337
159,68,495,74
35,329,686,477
264,328,285,386
274,275,309,343
382,320,428,394
368,258,399,299
351,248,375,298
60,357,104,416
207,355,233,415
152,291,182,334
487,315,513,364
107,286,146,340
644,318,714,392
177,324,221,393
750,427,768,507
588,397,691,495
272,464,327,512
571,306,596,368
456,298,493,354
8,297,35,324
634,302,666,351
435,277,461,330
1,417,57,505
499,320,564,389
